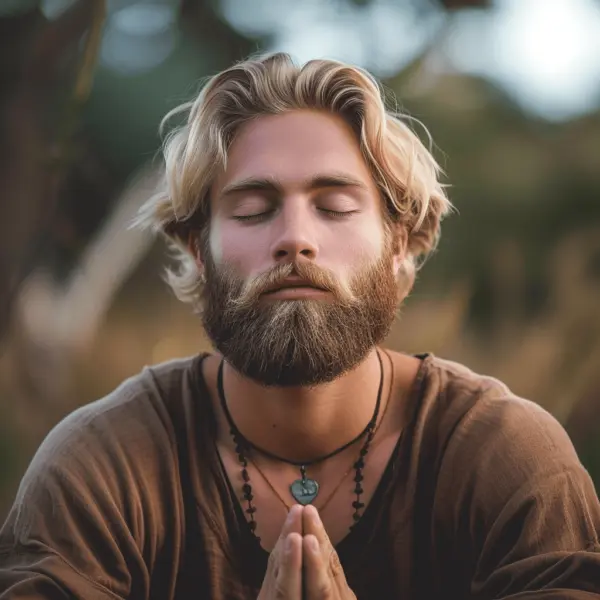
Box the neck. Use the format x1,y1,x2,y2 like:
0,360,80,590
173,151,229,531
220,347,385,463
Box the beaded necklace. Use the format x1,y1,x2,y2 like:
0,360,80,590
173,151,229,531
217,350,384,540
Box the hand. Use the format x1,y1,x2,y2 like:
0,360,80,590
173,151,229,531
258,504,304,599
302,505,357,599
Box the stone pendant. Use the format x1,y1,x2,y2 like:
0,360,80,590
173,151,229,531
290,477,319,505
289,466,319,505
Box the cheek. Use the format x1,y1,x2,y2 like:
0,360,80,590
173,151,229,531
330,238,381,288
209,220,269,274
207,221,223,264
336,219,386,263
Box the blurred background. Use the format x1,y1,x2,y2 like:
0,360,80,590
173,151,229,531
1,0,600,519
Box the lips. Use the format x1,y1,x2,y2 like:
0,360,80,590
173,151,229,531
263,278,327,295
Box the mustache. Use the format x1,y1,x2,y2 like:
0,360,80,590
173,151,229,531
227,260,357,310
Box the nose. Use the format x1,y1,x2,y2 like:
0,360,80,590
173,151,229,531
269,203,318,262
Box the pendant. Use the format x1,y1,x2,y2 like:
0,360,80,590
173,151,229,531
289,465,319,505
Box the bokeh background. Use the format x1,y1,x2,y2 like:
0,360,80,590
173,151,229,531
1,0,600,519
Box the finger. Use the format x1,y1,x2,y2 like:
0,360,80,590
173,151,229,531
303,505,346,582
303,534,332,599
275,532,303,599
302,504,331,549
266,505,304,579
282,504,304,537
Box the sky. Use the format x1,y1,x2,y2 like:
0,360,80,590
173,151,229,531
29,0,600,122
448,0,600,120
223,0,600,121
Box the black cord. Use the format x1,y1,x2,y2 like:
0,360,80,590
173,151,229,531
217,349,384,467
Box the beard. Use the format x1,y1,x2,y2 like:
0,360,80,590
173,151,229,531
200,245,399,387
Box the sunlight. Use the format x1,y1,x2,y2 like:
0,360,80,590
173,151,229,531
450,0,600,120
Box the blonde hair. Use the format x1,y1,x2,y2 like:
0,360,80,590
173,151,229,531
135,52,452,307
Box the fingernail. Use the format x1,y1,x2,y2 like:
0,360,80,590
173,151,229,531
308,536,319,553
285,535,294,553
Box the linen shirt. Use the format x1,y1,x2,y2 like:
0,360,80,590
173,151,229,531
1,353,599,598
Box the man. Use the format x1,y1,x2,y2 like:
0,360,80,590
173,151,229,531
1,52,599,599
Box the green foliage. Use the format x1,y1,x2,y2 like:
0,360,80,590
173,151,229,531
384,73,600,327
0,0,38,16
576,438,600,492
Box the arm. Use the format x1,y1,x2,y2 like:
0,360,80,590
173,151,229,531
436,393,600,599
0,404,150,599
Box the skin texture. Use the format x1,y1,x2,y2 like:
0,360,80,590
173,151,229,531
191,109,421,596
199,109,402,387
194,109,414,461
200,227,399,387
257,505,357,600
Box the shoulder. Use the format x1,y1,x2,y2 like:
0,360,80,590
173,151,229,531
420,355,586,517
37,355,205,455
405,354,525,460
416,354,564,436
425,355,578,466
422,354,513,404
418,360,600,597
15,354,210,513
0,355,212,593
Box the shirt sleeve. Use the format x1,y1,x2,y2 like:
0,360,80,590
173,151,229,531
435,392,600,599
0,400,156,599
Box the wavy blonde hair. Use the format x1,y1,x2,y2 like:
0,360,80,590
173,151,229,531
135,52,452,307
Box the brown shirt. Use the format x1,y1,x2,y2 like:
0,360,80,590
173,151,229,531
1,353,599,599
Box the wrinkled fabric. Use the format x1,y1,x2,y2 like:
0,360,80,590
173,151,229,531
1,353,599,599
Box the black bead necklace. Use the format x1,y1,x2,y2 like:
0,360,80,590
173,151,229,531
217,350,384,540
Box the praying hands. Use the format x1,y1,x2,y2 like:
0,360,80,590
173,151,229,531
258,505,357,600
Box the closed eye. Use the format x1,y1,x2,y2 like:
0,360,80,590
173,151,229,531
232,211,273,222
320,209,358,218
232,208,359,223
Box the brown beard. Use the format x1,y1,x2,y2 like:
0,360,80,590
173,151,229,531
200,245,399,387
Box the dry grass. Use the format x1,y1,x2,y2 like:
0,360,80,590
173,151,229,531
1,227,599,513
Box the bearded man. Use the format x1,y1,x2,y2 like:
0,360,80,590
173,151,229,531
1,53,599,599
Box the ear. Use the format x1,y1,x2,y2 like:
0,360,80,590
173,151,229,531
187,232,205,272
390,223,409,276
389,224,416,300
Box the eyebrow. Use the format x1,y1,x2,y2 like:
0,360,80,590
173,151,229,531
219,173,368,197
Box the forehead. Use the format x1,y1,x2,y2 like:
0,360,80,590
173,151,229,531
212,110,376,195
